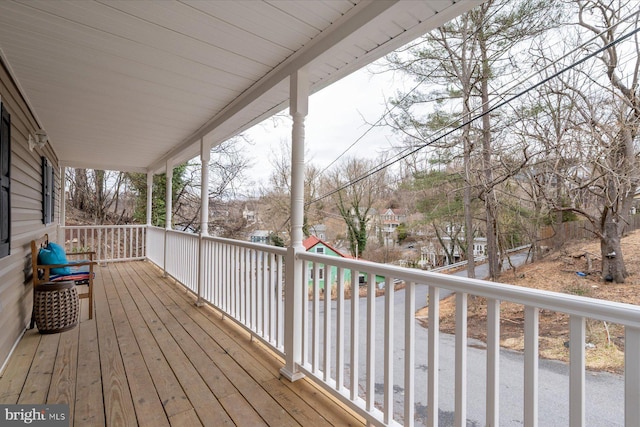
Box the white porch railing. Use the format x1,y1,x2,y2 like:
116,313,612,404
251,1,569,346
143,226,639,427
200,236,287,354
153,228,287,354
60,225,146,262
165,229,200,293
146,226,165,267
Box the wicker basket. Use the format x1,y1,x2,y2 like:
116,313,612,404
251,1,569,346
34,281,79,334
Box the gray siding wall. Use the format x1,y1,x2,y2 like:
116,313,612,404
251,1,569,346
0,58,59,368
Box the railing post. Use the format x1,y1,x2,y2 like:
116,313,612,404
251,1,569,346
281,246,304,381
486,298,500,427
569,316,585,427
626,327,640,426
524,306,539,427
280,67,307,382
197,235,205,307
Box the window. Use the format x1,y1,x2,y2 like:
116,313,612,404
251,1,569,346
0,102,10,258
42,156,54,224
309,265,325,280
316,247,324,254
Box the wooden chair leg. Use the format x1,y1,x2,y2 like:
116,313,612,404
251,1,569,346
88,283,93,320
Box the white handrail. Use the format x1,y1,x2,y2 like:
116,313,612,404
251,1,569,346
298,252,640,327
143,228,637,427
61,224,146,263
296,250,639,426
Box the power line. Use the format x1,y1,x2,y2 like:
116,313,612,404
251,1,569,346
306,10,640,207
271,8,639,233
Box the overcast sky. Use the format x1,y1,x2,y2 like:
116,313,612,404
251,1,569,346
240,64,410,192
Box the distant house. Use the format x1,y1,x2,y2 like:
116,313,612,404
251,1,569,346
419,235,487,268
379,208,406,233
242,205,257,224
373,208,407,246
307,224,327,240
303,235,352,289
250,230,271,244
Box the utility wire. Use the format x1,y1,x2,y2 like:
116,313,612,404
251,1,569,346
316,8,640,199
306,16,640,207
272,9,640,233
317,75,429,177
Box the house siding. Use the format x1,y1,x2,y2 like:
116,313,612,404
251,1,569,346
305,242,352,289
0,58,59,369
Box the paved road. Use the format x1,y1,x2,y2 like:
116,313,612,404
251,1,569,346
309,252,625,426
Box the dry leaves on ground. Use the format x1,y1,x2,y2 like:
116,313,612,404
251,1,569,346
418,230,640,373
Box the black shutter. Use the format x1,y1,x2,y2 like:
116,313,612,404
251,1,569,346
50,164,55,223
0,103,10,258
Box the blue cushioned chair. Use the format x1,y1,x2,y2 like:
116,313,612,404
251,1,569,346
31,233,96,322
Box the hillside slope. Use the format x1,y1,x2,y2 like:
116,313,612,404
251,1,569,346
431,230,640,373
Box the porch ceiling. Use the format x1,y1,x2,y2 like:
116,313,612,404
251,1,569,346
0,0,481,173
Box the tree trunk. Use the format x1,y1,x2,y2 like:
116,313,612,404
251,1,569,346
73,168,89,211
601,221,626,283
462,84,475,278
479,33,499,280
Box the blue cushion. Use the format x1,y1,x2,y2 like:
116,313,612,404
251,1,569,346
38,242,71,275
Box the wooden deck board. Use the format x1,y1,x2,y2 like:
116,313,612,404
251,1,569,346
74,315,105,426
0,261,365,427
47,326,79,425
0,329,40,403
104,266,170,427
94,265,138,426
109,265,193,420
18,333,59,405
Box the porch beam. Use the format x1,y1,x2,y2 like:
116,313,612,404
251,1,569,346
280,67,308,382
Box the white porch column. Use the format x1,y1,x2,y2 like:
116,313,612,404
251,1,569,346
58,166,66,244
163,160,173,277
165,160,173,231
146,172,153,226
281,68,308,382
200,138,210,236
198,138,210,307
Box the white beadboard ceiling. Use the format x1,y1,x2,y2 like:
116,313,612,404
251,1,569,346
0,0,481,173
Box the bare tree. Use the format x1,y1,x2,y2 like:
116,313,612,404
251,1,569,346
523,1,640,282
570,0,640,282
258,140,322,243
67,168,130,224
325,157,388,258
381,0,560,279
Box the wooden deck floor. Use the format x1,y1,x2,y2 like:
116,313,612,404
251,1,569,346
0,261,364,426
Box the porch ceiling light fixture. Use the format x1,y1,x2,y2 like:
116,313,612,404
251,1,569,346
28,129,48,151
